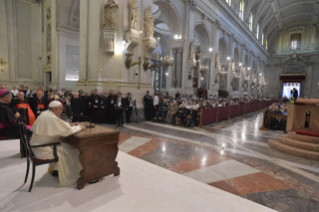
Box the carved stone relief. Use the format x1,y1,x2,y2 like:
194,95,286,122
104,0,118,29
144,6,154,37
129,0,138,29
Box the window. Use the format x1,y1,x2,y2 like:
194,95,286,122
239,1,244,21
261,32,264,45
290,33,302,50
266,39,268,50
225,0,231,6
256,23,259,39
249,13,253,31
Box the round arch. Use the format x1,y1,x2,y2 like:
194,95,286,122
153,0,182,38
58,0,80,30
218,39,227,60
193,23,210,53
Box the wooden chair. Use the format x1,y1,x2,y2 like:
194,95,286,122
20,122,60,192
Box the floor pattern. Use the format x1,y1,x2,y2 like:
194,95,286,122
106,110,319,212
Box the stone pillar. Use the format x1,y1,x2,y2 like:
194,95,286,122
177,47,183,88
78,0,88,82
49,0,58,88
247,54,254,95
209,22,219,96
172,48,178,88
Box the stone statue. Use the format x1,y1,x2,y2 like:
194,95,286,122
104,0,118,29
47,24,51,52
47,8,51,20
129,0,138,29
189,39,196,60
215,52,221,69
144,6,154,37
231,62,235,73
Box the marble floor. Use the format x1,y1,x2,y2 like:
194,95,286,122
0,140,274,212
104,110,319,212
1,110,319,212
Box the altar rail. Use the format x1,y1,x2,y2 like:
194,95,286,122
199,100,279,127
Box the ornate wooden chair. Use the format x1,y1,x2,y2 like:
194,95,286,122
20,122,60,192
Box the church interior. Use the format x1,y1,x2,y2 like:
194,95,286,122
0,0,319,211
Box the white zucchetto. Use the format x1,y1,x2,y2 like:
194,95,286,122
49,100,62,108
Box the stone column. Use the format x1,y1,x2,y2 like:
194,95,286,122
177,47,183,88
49,0,58,88
209,22,219,96
78,0,88,83
226,35,233,93
247,54,254,95
172,48,178,88
75,0,101,91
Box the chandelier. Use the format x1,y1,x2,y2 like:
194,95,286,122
161,55,174,67
199,64,209,74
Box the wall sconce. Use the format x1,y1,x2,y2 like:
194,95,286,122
227,57,231,60
125,56,141,70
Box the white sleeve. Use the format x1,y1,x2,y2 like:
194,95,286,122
60,125,82,137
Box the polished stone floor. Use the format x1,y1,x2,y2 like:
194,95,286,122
0,140,274,212
103,110,319,212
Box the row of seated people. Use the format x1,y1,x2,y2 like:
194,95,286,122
266,102,288,131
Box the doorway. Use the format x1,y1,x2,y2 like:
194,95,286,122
45,72,51,88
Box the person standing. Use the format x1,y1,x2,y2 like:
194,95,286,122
11,86,19,98
115,92,125,126
125,92,133,123
106,90,117,124
293,88,298,100
175,91,180,100
65,92,72,119
99,92,107,123
90,89,100,123
32,90,48,119
143,91,153,121
153,92,159,118
71,92,83,122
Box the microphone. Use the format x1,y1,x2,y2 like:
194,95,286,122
72,114,95,128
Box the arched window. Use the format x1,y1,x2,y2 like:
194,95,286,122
261,32,264,45
239,1,244,21
290,33,302,50
249,13,253,31
256,23,259,39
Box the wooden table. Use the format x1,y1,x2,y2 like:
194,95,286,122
63,122,120,190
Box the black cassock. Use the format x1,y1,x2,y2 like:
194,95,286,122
71,98,84,122
143,95,153,121
86,96,92,117
90,94,100,123
106,95,117,124
0,102,21,137
99,97,107,123
81,95,88,116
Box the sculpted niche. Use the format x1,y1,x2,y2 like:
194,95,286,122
104,0,118,29
129,0,138,29
144,6,154,37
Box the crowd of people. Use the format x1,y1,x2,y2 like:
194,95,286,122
265,101,288,131
1,83,279,132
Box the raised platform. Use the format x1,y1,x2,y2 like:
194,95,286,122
268,132,319,160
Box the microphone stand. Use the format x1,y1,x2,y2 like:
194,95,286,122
72,114,95,128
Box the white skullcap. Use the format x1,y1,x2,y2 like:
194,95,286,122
49,100,62,108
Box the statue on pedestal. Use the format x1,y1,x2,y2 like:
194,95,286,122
144,6,154,37
189,39,196,61
104,0,118,29
129,0,138,29
215,52,221,70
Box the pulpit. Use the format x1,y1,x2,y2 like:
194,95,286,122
63,123,120,190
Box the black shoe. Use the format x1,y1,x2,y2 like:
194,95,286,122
52,170,59,177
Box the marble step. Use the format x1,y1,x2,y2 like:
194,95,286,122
288,132,319,144
278,136,319,152
268,139,319,160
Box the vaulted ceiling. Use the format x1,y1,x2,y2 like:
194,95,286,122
246,0,319,44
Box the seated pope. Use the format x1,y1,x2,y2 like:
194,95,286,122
30,100,86,186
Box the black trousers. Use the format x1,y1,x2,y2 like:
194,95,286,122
117,109,124,125
125,107,133,123
144,107,152,121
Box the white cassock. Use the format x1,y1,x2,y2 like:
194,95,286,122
30,110,82,186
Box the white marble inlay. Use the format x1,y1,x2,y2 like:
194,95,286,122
0,139,276,212
119,136,152,153
184,159,260,183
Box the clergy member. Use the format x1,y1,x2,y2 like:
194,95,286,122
11,91,35,126
106,90,117,124
0,89,31,137
32,90,48,118
30,101,86,186
90,89,100,123
125,92,133,123
71,92,84,122
99,92,107,123
115,92,125,126
143,91,153,121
